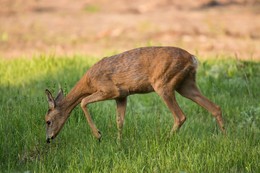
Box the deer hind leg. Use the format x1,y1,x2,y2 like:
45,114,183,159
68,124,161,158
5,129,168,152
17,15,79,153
115,97,127,141
81,91,116,140
154,86,187,135
177,74,225,133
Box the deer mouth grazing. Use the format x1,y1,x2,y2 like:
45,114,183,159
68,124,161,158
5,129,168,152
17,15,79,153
46,136,54,143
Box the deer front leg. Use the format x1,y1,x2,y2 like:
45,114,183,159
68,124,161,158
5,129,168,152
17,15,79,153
80,91,112,141
115,97,127,142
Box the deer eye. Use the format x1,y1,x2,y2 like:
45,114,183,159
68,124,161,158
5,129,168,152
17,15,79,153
46,121,51,126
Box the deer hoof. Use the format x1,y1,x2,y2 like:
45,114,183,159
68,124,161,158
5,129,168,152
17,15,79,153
97,130,102,142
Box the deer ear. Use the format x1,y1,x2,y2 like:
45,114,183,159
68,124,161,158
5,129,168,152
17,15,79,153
45,89,55,109
55,88,64,103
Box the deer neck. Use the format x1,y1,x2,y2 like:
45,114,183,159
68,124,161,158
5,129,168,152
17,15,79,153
60,77,90,117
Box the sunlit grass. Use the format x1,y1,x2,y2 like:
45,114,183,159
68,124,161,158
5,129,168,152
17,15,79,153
0,55,259,172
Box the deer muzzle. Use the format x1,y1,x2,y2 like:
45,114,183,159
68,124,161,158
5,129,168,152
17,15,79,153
46,136,54,144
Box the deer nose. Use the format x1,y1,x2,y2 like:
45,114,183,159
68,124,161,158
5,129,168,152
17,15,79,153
46,138,51,143
46,136,54,143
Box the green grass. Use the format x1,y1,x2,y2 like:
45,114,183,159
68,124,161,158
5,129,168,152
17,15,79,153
0,55,259,173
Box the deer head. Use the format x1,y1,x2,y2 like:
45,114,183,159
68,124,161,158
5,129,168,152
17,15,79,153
45,88,65,143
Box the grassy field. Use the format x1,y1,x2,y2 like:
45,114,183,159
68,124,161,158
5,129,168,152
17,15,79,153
0,55,259,173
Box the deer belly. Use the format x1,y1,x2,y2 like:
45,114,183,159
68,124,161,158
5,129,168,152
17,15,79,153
112,72,154,96
129,83,154,94
116,81,154,96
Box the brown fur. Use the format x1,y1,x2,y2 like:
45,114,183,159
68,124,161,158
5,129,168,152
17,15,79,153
45,46,225,143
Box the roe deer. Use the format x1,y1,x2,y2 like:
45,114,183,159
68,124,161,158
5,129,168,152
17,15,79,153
45,46,225,143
